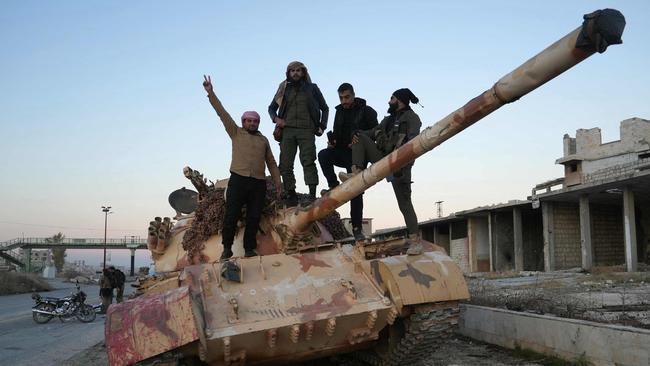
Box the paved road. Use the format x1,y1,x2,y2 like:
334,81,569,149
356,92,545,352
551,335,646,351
0,278,133,365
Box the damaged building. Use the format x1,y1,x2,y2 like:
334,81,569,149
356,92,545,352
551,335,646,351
375,117,650,273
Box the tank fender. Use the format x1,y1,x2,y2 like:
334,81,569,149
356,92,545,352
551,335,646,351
105,286,199,366
370,250,469,313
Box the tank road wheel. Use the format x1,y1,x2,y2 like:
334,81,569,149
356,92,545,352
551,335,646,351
76,304,97,323
32,303,55,324
354,303,459,366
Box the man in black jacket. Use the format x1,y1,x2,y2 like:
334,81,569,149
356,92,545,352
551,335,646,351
111,267,126,303
340,88,423,254
268,61,328,205
318,83,377,240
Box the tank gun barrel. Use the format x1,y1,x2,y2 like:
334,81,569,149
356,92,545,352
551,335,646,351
288,9,625,232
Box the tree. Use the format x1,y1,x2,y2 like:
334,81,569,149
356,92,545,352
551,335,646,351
46,233,66,273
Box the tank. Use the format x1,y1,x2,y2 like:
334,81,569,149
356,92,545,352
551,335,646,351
105,9,624,366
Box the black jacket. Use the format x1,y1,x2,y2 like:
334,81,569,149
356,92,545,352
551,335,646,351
332,98,378,149
366,107,421,154
111,269,126,288
268,81,329,133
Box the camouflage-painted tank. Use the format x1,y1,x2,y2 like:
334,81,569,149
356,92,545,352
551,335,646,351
105,9,624,366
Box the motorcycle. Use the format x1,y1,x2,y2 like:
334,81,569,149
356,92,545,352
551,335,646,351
31,282,96,324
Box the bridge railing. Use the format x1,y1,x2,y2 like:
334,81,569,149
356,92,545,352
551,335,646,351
0,237,148,250
0,249,25,267
18,237,144,245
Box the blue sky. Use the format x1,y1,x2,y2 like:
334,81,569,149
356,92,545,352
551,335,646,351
1,1,649,267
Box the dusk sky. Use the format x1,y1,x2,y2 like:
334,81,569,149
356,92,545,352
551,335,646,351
1,1,649,267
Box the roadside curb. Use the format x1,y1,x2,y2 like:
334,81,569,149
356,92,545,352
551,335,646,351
459,304,650,366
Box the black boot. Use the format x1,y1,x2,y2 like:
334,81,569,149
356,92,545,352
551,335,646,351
244,249,258,257
352,226,366,241
285,190,298,207
308,185,317,199
220,246,233,261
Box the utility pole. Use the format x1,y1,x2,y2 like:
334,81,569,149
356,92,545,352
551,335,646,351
102,206,112,269
435,201,444,218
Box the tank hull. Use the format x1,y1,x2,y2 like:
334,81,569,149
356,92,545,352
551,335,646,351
106,242,469,365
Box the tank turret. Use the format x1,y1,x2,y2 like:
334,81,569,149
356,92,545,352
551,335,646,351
105,9,625,366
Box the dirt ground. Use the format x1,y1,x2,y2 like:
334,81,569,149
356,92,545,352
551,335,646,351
62,342,109,366
62,335,550,366
0,271,52,295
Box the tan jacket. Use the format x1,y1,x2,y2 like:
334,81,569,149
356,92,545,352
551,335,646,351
207,92,281,185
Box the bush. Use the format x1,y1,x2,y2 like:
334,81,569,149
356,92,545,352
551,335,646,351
0,272,53,295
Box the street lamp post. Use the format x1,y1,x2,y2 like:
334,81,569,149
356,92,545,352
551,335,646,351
102,206,112,269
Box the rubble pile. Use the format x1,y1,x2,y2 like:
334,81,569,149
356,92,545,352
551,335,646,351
0,272,53,295
468,272,650,329
469,279,591,318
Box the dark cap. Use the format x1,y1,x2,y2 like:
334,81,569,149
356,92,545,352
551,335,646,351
393,88,419,105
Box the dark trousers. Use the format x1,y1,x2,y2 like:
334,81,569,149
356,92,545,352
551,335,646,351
99,288,113,313
116,285,124,303
351,134,418,235
390,166,418,235
222,173,267,251
317,147,363,229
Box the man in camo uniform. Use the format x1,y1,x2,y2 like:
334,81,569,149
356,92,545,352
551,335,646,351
340,88,423,255
268,61,328,205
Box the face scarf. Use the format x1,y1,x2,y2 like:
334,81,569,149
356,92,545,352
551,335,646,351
241,111,260,133
273,61,312,108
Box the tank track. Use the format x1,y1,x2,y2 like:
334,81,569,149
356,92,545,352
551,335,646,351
353,303,459,366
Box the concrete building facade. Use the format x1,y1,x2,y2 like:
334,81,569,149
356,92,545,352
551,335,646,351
19,248,49,270
534,117,650,272
374,118,650,273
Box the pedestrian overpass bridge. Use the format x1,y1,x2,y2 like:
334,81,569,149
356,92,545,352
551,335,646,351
0,237,148,273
